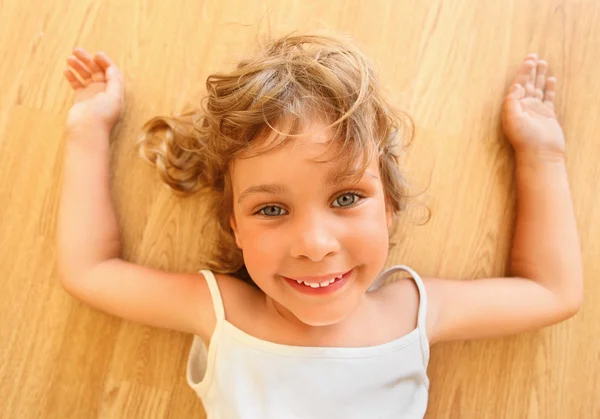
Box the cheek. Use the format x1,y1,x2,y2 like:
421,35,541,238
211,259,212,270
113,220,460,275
351,202,390,238
345,205,390,267
238,224,282,266
239,230,285,294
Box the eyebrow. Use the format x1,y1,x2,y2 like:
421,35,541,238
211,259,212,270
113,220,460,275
237,170,378,205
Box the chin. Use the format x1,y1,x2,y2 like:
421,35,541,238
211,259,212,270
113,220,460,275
301,318,343,327
293,305,354,327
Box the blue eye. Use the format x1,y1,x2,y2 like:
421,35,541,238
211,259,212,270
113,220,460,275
257,206,288,217
254,191,365,218
332,192,362,208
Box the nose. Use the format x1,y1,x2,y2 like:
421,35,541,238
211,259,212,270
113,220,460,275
289,211,341,261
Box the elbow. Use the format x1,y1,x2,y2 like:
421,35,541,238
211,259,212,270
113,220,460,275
56,262,98,297
57,263,85,295
57,271,85,298
565,294,583,317
56,257,114,290
568,277,584,314
57,264,77,293
559,287,584,320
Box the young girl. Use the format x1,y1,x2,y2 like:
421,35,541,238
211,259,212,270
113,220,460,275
58,31,583,418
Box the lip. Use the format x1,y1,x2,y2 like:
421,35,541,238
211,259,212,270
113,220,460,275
282,268,354,295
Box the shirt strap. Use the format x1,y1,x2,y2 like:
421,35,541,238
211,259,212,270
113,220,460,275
378,265,430,366
199,269,225,321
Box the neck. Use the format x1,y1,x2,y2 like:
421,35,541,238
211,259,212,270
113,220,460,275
264,294,367,340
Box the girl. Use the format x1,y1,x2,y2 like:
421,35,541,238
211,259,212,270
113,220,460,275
59,31,583,418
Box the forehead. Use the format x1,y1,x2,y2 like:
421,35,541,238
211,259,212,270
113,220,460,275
242,117,335,156
231,121,376,185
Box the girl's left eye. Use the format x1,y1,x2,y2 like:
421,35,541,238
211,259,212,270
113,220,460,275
254,191,365,218
332,192,364,208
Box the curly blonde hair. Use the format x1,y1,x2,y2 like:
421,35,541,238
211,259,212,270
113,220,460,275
135,30,422,285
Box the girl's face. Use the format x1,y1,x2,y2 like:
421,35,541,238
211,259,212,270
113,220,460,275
229,120,393,327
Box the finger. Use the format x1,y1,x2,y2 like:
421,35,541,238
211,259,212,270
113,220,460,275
66,56,92,81
512,59,536,90
73,47,105,82
534,60,548,100
93,51,116,72
64,67,85,89
544,76,557,109
525,54,538,97
524,52,538,61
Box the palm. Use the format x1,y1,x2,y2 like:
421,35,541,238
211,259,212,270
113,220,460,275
502,54,565,155
64,47,123,131
73,80,107,102
68,81,120,129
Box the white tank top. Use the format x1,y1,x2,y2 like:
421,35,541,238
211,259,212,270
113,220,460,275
186,265,430,419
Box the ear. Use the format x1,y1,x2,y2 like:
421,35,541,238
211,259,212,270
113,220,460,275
230,215,242,249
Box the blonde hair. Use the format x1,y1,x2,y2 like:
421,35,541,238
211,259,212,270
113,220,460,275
136,30,424,284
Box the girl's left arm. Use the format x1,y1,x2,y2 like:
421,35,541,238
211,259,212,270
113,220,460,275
424,151,583,344
421,53,583,345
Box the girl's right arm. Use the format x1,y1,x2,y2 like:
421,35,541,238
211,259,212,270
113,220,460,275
57,48,217,338
57,125,218,337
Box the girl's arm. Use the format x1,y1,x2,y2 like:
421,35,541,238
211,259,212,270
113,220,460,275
57,127,214,336
423,152,582,344
57,48,217,336
57,127,121,278
417,53,583,344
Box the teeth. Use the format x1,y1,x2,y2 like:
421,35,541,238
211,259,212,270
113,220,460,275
296,274,345,288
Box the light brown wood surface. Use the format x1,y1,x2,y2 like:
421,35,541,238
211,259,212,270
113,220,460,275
1,0,598,417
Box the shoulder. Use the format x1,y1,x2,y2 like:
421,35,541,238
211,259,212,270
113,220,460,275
375,272,440,344
211,272,262,302
196,271,263,341
371,275,420,336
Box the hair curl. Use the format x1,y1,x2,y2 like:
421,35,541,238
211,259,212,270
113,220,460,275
135,30,426,285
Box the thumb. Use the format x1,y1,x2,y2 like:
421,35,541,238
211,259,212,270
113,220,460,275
503,84,523,116
93,51,124,113
105,66,124,102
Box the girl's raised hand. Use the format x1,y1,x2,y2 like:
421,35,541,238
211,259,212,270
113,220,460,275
63,47,124,133
502,53,565,157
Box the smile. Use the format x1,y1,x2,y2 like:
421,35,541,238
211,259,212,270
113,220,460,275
282,268,354,295
293,274,344,288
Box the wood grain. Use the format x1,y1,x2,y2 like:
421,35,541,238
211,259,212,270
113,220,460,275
1,0,598,417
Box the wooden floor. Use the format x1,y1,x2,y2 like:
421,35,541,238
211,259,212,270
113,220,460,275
1,0,599,417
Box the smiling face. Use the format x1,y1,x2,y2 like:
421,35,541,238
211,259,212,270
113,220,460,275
229,119,393,327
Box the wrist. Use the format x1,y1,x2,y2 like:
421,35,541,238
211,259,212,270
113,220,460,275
66,120,112,137
515,149,566,166
66,124,113,154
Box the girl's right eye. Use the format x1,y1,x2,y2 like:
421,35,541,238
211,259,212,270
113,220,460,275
255,205,288,217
